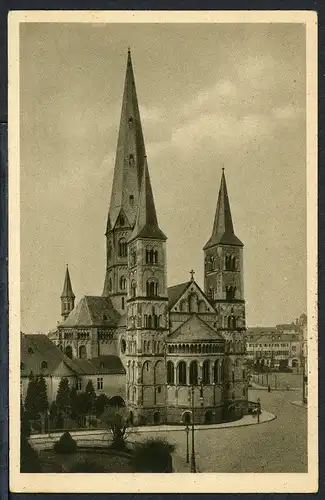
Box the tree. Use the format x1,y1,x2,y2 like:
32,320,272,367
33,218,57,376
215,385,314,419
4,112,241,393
24,372,39,419
36,374,49,414
95,393,110,417
70,387,78,420
131,438,175,472
56,377,71,416
20,398,30,439
104,406,132,450
84,380,96,415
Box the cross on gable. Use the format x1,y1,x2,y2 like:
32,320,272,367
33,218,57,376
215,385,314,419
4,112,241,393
190,269,195,281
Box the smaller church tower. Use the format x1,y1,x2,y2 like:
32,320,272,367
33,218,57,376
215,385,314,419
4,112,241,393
60,265,75,321
203,169,247,408
126,157,168,425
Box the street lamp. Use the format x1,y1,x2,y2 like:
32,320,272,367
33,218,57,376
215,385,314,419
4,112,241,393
185,423,190,463
190,384,196,473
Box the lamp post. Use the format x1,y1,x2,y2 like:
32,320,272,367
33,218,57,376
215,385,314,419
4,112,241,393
190,384,196,473
185,424,190,463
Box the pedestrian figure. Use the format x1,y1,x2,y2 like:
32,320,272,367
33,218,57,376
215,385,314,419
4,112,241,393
257,397,261,423
268,385,271,393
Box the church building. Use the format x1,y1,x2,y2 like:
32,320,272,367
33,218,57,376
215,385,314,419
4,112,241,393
49,50,248,425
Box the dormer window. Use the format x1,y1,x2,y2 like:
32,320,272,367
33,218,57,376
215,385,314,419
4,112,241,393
41,361,48,370
128,117,133,127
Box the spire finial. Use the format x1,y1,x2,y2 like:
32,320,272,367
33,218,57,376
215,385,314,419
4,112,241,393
190,269,195,281
128,46,131,54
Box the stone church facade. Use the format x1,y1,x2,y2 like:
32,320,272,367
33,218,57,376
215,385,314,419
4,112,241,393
49,50,248,425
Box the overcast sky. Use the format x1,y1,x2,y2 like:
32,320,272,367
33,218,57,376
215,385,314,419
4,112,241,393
20,22,306,333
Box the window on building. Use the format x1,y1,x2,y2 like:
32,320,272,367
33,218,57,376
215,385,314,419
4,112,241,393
107,242,112,261
121,297,125,310
189,361,198,385
202,360,210,384
120,276,126,290
226,286,236,300
76,379,82,391
131,280,136,298
146,279,158,296
130,250,136,266
225,255,237,271
178,361,187,385
65,345,73,359
167,361,174,384
118,238,127,258
129,154,135,166
129,195,134,205
97,377,104,390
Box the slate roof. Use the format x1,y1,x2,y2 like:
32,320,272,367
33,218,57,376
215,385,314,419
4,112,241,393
167,314,225,342
167,281,191,309
59,296,120,328
108,49,146,230
129,157,167,242
21,334,126,377
90,356,126,375
247,334,300,344
20,333,81,377
204,170,243,249
61,265,75,298
72,356,126,375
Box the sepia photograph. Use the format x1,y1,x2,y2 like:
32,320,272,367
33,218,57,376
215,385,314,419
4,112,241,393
8,10,317,493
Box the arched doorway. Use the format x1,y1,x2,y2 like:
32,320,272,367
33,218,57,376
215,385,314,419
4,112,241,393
153,412,160,425
108,396,125,407
182,411,192,425
204,410,213,424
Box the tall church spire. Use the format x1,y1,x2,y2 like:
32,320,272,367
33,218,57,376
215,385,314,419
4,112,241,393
61,265,75,299
107,49,146,231
130,157,166,242
61,265,75,321
204,169,243,249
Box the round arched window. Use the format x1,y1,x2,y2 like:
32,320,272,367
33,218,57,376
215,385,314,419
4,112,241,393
121,338,126,354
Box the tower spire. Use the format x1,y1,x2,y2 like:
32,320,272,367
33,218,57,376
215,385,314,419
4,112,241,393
61,265,75,299
130,156,166,242
60,265,75,321
203,169,243,249
107,48,146,231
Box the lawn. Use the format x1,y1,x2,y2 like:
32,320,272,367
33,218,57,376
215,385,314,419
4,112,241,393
39,447,133,473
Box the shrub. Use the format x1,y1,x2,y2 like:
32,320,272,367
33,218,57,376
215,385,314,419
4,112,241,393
104,407,131,451
20,437,42,473
53,431,77,454
131,438,175,473
69,458,106,473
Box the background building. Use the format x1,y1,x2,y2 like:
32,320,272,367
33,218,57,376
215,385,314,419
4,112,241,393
246,314,307,372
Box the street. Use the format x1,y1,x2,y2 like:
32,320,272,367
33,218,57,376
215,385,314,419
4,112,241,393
144,389,307,473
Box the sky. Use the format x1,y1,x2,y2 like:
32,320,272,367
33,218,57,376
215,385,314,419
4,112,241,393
19,22,307,333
